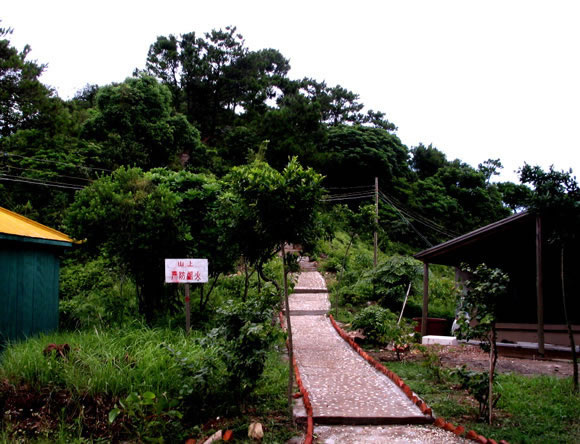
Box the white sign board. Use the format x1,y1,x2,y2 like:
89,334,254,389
165,259,208,283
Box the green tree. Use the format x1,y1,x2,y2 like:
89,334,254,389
410,161,510,237
496,181,533,212
411,143,448,179
146,27,290,141
315,125,410,188
0,24,52,137
65,168,185,322
478,158,503,184
66,167,238,322
222,157,324,419
81,75,203,170
456,263,509,423
297,78,397,130
149,168,239,310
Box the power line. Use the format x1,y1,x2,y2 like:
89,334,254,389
377,193,433,247
379,191,457,239
323,194,374,202
0,176,84,190
0,172,87,188
376,182,460,237
1,151,112,173
326,185,374,191
1,164,93,183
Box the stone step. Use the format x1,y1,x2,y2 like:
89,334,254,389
293,288,329,294
294,415,434,426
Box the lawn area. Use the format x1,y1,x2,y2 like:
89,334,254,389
0,327,299,443
387,359,580,444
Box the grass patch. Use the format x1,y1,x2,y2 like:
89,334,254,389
0,328,300,443
387,360,580,443
0,325,226,398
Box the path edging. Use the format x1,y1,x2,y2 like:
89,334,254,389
328,314,509,444
279,312,314,444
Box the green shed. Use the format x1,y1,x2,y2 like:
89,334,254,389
0,207,74,343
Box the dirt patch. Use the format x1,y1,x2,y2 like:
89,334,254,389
369,344,575,378
1,379,121,441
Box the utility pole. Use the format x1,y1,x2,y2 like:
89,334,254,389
374,176,378,268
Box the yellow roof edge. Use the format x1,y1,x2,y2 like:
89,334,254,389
0,206,75,244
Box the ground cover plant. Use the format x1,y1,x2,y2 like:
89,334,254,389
386,351,580,443
0,325,294,442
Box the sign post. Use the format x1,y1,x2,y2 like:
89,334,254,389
165,259,208,334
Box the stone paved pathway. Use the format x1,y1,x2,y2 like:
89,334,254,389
290,266,465,443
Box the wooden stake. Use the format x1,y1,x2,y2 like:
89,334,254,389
282,244,295,423
184,283,191,335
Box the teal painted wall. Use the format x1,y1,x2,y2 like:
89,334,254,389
0,241,60,343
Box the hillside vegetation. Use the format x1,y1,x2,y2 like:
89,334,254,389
1,23,578,442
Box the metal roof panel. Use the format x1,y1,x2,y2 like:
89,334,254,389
0,207,74,244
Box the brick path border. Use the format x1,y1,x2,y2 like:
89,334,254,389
328,314,509,444
280,311,314,444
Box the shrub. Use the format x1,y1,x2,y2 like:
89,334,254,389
373,255,422,310
211,286,283,400
351,305,417,354
59,257,139,329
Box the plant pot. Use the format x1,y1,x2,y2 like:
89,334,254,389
413,317,450,336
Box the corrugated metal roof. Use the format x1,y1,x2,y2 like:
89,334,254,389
414,211,532,263
0,206,74,244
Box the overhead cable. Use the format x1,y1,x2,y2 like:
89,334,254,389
1,151,111,173
0,176,84,190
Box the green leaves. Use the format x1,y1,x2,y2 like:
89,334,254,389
351,305,416,350
222,157,324,267
455,263,509,347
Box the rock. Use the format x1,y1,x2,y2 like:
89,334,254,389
202,430,222,444
248,422,264,440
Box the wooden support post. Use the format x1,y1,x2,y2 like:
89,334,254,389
184,283,191,335
421,262,429,337
536,215,544,356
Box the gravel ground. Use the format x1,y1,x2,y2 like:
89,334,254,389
314,425,466,443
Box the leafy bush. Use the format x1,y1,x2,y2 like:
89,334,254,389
211,285,283,400
373,255,422,310
108,391,183,442
59,257,139,329
351,305,417,353
451,365,500,420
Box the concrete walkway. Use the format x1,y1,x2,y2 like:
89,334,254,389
289,267,465,443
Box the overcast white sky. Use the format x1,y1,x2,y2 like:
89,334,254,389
3,0,579,183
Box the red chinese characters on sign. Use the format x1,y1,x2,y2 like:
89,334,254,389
165,259,208,283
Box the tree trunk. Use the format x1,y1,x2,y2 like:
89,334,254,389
243,258,250,302
199,285,204,313
201,275,220,311
257,261,281,294
561,247,578,392
488,326,496,424
242,259,255,302
282,244,295,423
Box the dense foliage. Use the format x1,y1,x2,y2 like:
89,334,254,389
1,23,526,248
1,21,579,442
